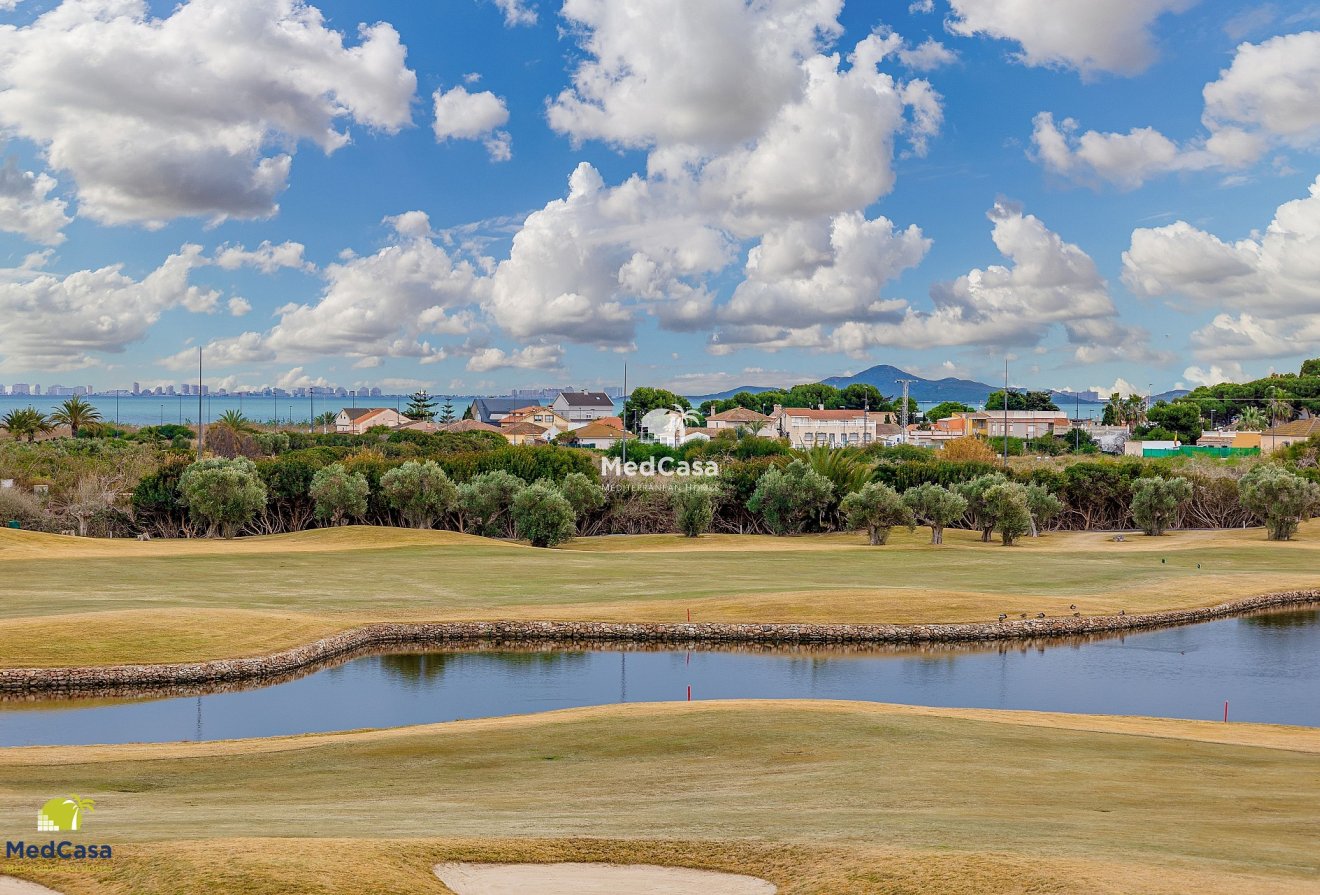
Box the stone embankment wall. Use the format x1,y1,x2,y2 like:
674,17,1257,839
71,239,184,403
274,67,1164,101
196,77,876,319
1,590,1316,695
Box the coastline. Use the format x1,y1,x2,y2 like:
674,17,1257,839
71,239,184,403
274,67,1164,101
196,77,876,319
2,589,1315,695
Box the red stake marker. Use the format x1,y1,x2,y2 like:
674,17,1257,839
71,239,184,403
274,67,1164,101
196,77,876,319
687,608,691,622
687,685,692,702
1224,700,1229,723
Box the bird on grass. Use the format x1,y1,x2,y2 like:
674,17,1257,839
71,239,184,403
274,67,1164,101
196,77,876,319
1035,612,1046,619
1069,604,1077,610
1020,613,1027,619
1119,609,1126,616
1073,612,1081,617
998,613,1008,622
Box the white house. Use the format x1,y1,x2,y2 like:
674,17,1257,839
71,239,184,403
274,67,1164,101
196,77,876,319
335,407,409,434
571,419,636,450
769,405,898,449
551,391,616,424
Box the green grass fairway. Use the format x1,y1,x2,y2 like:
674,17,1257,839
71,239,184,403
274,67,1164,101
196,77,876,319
0,701,1317,894
1,523,1317,668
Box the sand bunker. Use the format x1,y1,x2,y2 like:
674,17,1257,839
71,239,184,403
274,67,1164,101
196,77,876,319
0,879,62,895
435,862,777,894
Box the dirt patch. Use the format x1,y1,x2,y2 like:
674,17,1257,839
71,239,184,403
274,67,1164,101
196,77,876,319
435,861,776,894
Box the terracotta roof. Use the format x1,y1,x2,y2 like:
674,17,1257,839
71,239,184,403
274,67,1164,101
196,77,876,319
396,420,439,432
874,423,904,436
595,415,624,428
1264,418,1320,438
339,407,394,422
555,391,614,407
440,419,502,433
574,420,635,439
707,407,773,422
501,421,548,436
777,407,886,420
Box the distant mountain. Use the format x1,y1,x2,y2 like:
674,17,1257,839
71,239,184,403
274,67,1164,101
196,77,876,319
685,385,779,403
685,364,1179,407
821,364,998,404
1153,389,1191,402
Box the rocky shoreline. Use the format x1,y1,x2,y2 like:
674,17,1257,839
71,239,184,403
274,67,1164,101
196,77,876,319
1,590,1316,695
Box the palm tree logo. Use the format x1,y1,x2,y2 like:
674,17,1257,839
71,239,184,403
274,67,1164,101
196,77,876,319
37,795,95,832
668,404,700,427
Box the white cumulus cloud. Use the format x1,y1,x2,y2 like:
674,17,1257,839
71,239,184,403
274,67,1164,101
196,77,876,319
947,0,1198,78
432,85,512,161
0,156,71,244
0,0,417,226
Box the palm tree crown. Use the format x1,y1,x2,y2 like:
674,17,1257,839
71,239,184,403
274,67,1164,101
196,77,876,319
215,409,258,434
50,396,101,438
1,408,55,442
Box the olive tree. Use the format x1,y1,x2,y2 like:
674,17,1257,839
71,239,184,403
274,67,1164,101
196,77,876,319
1025,483,1064,537
673,483,717,538
840,482,914,546
178,456,267,538
903,483,968,545
747,459,833,535
380,460,457,529
559,471,605,521
1239,465,1320,541
511,481,576,547
1130,476,1193,537
457,470,526,537
309,463,369,527
956,473,1010,542
982,481,1032,546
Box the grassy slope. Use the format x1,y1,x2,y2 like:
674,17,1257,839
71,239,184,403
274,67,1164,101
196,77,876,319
0,523,1317,667
0,701,1318,894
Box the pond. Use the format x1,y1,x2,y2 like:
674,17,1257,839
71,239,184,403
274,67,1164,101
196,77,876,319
2,608,1316,746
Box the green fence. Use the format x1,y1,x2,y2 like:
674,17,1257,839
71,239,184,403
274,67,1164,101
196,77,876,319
1143,446,1259,458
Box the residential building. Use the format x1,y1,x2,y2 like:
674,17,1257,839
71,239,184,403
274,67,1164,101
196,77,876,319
637,408,710,447
1261,418,1320,453
959,410,1072,439
467,397,530,426
1125,439,1179,457
550,390,616,423
571,419,635,450
396,420,441,433
500,405,572,435
9,383,29,396
334,407,410,434
1197,430,1263,450
501,421,549,445
769,405,898,449
705,407,776,435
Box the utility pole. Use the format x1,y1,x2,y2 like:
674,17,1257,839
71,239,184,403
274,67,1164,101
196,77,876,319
1003,357,1010,464
621,361,628,462
197,347,204,460
897,379,916,444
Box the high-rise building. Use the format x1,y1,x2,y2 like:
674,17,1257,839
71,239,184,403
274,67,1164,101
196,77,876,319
11,384,29,395
132,382,141,395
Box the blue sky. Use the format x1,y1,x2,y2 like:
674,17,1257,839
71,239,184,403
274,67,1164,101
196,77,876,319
0,0,1318,397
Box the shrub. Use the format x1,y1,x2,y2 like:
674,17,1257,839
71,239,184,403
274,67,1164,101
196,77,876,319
457,470,526,537
902,483,967,545
0,487,49,530
309,463,369,526
747,459,833,535
178,457,267,538
511,482,576,547
1239,465,1320,541
1130,476,1193,536
942,437,999,463
379,460,457,529
559,471,605,520
840,482,913,545
673,483,717,537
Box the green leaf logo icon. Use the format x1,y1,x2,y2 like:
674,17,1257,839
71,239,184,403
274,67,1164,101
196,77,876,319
37,795,95,832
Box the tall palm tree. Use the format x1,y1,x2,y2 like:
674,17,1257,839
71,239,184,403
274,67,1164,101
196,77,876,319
50,396,101,438
1235,406,1268,431
1266,389,1294,428
215,409,258,434
1,408,54,442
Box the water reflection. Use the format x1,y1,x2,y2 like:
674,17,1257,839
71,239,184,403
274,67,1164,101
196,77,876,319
1,607,1316,746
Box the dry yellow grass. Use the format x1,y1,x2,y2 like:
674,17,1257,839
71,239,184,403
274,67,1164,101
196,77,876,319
1,701,1318,894
0,523,1316,668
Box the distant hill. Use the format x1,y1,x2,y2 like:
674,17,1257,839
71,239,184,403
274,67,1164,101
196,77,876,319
1153,389,1191,402
684,364,1179,406
685,384,780,403
821,364,999,403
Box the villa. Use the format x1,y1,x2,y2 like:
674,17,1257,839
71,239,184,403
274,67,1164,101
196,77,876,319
956,410,1073,439
570,419,635,450
551,391,616,424
466,397,531,426
500,421,549,445
1261,418,1320,453
334,407,410,434
705,407,776,435
769,405,898,449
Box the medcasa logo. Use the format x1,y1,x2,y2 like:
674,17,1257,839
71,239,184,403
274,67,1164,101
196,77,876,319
6,795,112,860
